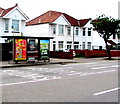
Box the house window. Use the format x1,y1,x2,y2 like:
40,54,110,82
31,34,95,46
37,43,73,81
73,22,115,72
59,25,64,35
88,28,91,36
87,42,91,50
75,27,79,35
58,41,63,49
52,25,56,34
12,20,19,32
67,41,72,50
53,41,56,51
67,27,71,35
83,28,86,36
74,42,79,49
82,42,85,50
4,19,9,32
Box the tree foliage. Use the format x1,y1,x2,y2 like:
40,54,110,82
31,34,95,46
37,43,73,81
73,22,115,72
91,15,120,59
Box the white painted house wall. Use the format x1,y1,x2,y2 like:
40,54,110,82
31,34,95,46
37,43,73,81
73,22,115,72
25,23,50,36
0,6,28,43
26,15,77,51
26,15,95,51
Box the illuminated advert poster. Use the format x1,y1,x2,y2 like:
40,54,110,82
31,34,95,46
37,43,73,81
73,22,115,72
40,40,49,59
15,39,27,60
28,39,37,51
27,39,38,60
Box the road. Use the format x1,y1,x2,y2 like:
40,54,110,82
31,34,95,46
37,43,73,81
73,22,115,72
0,59,119,102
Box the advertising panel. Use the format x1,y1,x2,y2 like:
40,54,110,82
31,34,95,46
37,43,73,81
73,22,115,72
27,39,38,60
28,39,37,51
15,39,27,60
40,40,49,60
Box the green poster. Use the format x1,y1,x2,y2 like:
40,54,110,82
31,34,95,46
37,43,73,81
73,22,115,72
40,40,49,60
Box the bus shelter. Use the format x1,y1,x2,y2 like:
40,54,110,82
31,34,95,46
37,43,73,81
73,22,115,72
1,36,53,63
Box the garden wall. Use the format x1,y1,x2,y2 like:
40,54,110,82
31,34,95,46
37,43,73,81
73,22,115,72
50,51,73,59
50,50,120,59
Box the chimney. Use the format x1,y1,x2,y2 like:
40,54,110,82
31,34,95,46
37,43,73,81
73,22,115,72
39,18,41,23
15,3,18,7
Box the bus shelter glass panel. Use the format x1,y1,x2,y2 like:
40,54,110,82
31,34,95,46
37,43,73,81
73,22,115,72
27,39,38,60
40,40,50,60
15,39,27,60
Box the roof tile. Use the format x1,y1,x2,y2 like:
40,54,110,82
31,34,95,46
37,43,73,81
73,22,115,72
0,4,18,17
79,18,91,26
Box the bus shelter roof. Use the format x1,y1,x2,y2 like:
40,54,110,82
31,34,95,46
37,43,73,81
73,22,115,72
0,36,54,39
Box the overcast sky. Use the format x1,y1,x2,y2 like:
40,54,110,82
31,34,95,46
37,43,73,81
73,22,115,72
1,0,119,20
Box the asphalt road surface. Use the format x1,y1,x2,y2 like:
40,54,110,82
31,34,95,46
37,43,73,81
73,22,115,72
0,59,119,102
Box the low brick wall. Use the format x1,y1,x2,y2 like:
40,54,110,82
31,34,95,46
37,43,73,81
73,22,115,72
84,50,108,58
110,50,120,57
50,51,73,59
50,50,120,59
73,50,120,58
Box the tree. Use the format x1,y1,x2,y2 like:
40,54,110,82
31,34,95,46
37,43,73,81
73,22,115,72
91,15,120,59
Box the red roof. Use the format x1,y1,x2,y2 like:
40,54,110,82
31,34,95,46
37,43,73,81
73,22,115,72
79,18,91,26
0,7,4,15
26,11,62,26
26,11,79,26
62,13,79,26
0,4,18,17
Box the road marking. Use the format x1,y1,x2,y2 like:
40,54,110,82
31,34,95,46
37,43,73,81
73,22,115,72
94,87,120,96
91,67,107,70
80,70,116,76
0,77,62,87
111,65,119,68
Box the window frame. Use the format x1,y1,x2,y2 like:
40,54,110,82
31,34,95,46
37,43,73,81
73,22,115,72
83,28,86,36
58,41,64,49
75,27,79,35
4,19,9,33
59,25,64,35
82,42,85,50
52,25,56,34
88,28,91,36
87,42,91,50
67,27,71,35
12,20,19,33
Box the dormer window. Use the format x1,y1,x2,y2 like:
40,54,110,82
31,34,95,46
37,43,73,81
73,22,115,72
12,20,19,33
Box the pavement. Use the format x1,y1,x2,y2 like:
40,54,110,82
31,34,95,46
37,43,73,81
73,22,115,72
0,57,119,68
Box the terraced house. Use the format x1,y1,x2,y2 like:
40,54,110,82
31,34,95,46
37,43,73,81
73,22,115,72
0,4,29,43
26,11,99,51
